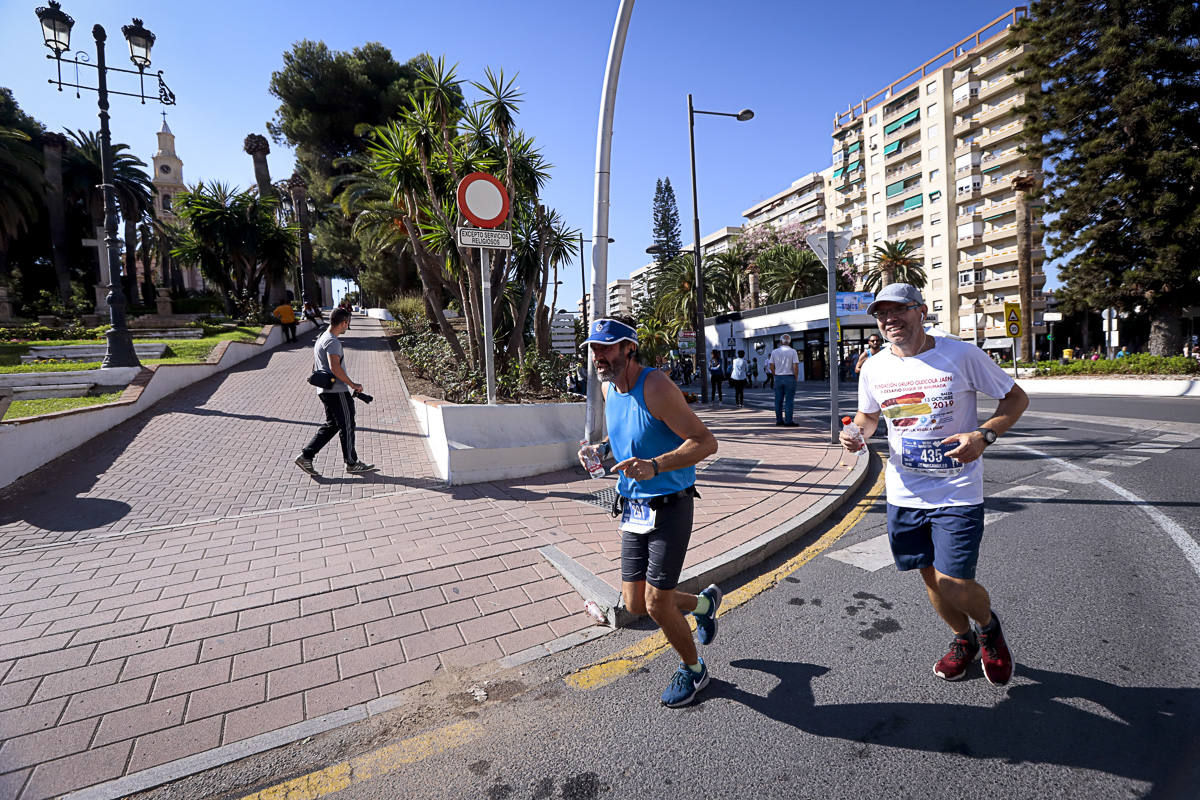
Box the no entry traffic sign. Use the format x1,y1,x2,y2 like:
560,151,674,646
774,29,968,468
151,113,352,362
456,172,509,229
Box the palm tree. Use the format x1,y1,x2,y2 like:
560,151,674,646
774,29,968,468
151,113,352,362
757,245,825,304
171,182,295,317
40,132,72,304
0,126,44,284
636,316,679,366
653,253,720,329
862,240,925,292
63,130,154,304
707,246,750,312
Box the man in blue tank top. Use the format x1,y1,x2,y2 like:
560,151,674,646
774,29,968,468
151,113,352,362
578,317,721,707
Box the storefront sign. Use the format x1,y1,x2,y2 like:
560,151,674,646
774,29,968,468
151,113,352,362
836,292,875,316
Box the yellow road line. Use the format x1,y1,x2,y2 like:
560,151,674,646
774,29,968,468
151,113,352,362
565,467,886,691
238,719,483,800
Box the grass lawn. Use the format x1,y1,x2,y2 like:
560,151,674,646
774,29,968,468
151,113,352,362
0,326,262,371
2,391,124,420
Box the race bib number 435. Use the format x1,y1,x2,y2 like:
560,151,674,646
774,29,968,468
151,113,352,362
899,437,964,477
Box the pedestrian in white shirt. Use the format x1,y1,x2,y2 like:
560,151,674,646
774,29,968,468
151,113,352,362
768,335,800,426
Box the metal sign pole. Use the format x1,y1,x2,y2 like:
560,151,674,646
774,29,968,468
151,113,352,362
480,247,496,404
1012,337,1019,379
826,230,839,445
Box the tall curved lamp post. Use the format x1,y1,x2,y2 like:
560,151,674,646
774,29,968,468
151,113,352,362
577,234,614,331
684,98,753,402
34,1,176,369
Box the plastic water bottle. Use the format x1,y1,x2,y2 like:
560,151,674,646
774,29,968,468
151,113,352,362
841,416,865,453
584,599,608,625
580,441,605,479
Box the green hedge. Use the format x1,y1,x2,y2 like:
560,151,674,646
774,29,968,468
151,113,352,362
1032,354,1199,377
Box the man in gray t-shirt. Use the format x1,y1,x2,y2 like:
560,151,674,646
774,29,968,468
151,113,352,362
295,308,375,476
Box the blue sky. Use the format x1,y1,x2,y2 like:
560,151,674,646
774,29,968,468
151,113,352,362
2,0,1035,308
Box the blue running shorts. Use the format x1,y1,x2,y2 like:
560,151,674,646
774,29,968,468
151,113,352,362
886,502,985,580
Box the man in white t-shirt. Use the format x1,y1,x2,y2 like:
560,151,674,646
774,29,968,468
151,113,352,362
768,334,800,426
840,284,1029,687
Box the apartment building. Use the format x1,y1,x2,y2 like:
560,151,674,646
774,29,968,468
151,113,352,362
827,7,1045,349
606,278,635,319
628,226,744,319
742,172,827,235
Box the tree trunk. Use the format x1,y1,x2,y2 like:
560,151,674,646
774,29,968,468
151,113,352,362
402,213,467,362
42,134,73,306
123,213,139,310
1148,305,1183,357
1013,174,1036,361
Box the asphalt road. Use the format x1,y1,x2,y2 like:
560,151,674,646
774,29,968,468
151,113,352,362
136,396,1200,800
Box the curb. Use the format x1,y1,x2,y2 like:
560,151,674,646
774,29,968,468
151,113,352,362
538,448,872,629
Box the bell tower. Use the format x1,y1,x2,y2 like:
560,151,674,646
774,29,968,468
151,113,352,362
152,117,186,222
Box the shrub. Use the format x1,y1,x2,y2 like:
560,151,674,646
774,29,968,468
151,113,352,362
387,294,425,322
0,323,107,342
1032,354,1199,377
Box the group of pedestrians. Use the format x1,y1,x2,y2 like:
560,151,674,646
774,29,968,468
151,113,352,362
578,282,1027,707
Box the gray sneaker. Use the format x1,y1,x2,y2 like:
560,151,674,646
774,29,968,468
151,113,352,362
345,461,376,474
295,455,319,476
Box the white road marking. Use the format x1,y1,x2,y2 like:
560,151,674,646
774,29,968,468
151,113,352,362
1088,455,1149,469
826,533,895,572
1014,444,1200,580
984,485,1068,526
1045,468,1110,484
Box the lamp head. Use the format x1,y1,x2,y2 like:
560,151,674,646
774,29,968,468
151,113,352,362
35,1,74,54
121,17,155,69
736,109,755,122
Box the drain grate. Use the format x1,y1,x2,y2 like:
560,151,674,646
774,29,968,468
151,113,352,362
578,486,620,511
701,457,760,478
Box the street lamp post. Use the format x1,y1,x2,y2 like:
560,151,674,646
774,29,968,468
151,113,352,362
276,181,315,305
285,175,321,307
34,1,176,369
577,234,614,331
686,95,753,402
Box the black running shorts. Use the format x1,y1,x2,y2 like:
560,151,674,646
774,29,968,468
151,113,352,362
620,494,694,590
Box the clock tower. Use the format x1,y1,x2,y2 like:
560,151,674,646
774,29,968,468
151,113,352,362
152,118,186,222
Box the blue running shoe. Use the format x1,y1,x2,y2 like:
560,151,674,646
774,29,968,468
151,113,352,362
661,658,709,707
694,584,723,646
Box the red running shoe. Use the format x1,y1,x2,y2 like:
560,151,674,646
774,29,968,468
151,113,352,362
933,631,980,681
979,612,1015,686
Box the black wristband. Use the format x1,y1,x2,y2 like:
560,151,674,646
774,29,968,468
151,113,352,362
651,458,660,476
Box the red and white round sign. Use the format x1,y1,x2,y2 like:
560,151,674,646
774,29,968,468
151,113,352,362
456,172,510,229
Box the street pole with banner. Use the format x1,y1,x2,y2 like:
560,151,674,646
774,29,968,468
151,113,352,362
456,172,511,405
807,230,850,445
1043,310,1062,360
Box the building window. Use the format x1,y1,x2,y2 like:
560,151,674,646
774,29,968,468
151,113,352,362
931,234,943,247
162,194,171,211
872,211,881,223
870,153,880,165
927,124,939,140
929,146,940,160
933,300,944,311
927,80,937,94
871,192,880,203
929,168,940,182
931,215,942,226
869,114,877,125
927,103,939,115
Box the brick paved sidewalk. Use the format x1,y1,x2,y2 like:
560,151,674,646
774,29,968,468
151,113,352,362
0,320,854,799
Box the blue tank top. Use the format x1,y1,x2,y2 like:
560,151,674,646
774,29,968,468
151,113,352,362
606,367,695,500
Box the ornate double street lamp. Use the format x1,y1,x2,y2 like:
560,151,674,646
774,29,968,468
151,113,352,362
276,178,317,304
678,96,753,402
34,1,176,368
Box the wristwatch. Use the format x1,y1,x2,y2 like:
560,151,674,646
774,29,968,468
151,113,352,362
975,427,998,445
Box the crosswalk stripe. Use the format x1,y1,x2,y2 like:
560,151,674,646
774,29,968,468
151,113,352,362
826,533,895,572
1088,455,1149,469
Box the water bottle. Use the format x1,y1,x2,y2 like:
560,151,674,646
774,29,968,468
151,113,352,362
841,416,865,453
584,599,608,625
580,440,605,479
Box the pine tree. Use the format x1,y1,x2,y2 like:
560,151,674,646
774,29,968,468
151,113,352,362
651,177,682,267
1013,0,1200,355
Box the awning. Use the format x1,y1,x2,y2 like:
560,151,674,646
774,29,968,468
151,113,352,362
846,159,861,172
883,109,920,135
982,163,1005,173
886,180,905,197
883,141,901,156
902,194,924,211
847,141,861,154
832,166,845,178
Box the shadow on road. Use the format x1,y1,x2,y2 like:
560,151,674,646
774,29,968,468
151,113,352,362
713,658,1200,798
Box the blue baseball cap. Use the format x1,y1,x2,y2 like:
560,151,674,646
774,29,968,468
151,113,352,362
581,318,638,349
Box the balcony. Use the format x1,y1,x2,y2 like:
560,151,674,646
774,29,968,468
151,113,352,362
832,132,863,154
954,137,981,157
981,174,1015,198
955,161,981,177
953,114,981,137
956,209,982,224
885,159,922,182
977,119,1023,148
983,250,1019,270
887,203,924,225
977,45,1025,77
955,183,982,201
883,95,919,121
978,72,1017,101
977,94,1025,126
958,231,982,247
983,222,1017,244
838,185,865,203
981,147,1023,170
952,68,973,88
953,91,980,111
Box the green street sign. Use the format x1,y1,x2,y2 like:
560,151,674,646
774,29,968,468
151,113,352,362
1047,335,1054,341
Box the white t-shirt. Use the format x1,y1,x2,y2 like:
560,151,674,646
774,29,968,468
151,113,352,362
768,345,799,378
859,337,1015,509
730,357,748,381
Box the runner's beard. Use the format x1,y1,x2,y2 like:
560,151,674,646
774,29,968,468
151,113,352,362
594,350,627,382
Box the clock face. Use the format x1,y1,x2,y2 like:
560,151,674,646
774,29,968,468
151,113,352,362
159,164,172,175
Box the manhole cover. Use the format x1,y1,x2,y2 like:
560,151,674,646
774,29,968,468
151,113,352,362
701,457,759,477
578,486,620,510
